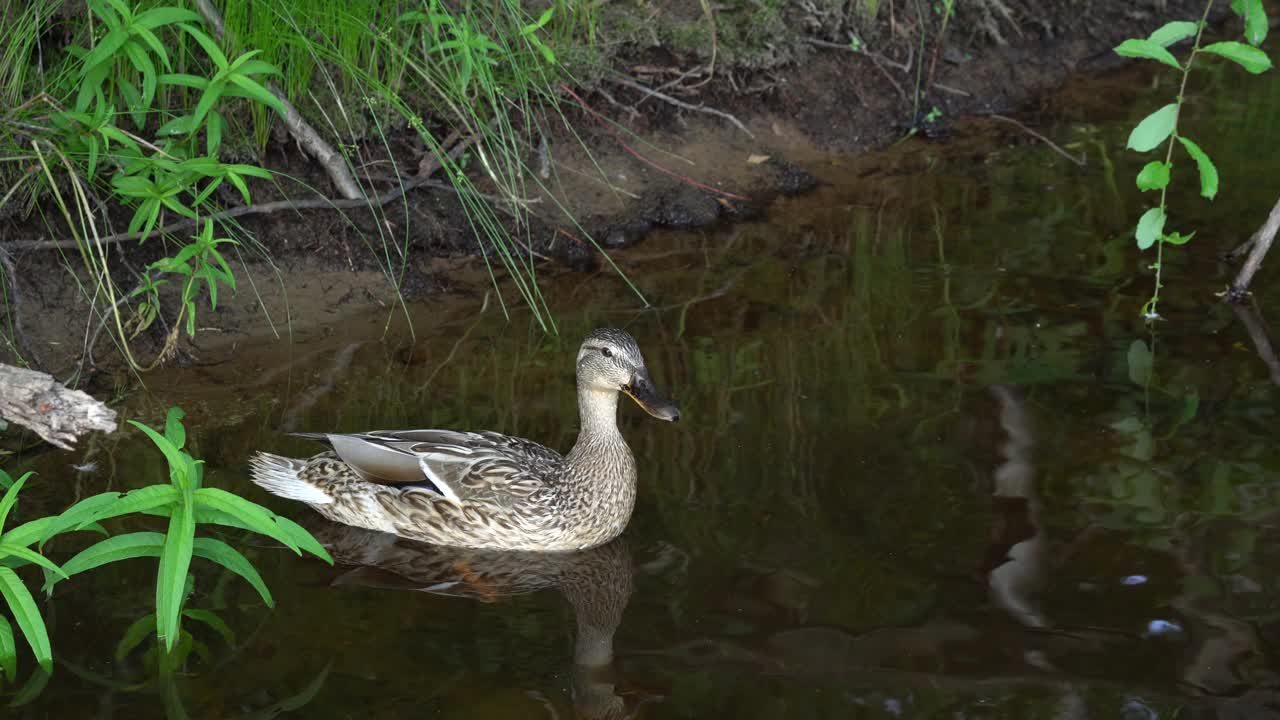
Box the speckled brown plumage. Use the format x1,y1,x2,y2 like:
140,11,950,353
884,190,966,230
248,328,679,552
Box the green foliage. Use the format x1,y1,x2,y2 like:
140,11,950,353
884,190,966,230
1114,3,1273,318
46,408,331,653
0,471,68,681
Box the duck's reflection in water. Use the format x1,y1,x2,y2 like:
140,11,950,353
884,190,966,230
310,523,650,719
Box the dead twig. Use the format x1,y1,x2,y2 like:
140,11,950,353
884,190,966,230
989,114,1086,167
606,76,754,139
0,363,117,450
1226,194,1280,301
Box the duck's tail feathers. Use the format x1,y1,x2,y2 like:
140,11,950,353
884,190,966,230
249,452,333,505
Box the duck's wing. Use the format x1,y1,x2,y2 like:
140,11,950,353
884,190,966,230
295,430,562,506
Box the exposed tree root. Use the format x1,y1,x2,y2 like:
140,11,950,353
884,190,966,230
606,76,754,138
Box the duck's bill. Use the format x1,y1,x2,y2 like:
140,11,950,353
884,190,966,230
623,371,681,422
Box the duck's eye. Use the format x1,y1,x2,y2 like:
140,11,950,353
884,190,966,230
600,347,613,358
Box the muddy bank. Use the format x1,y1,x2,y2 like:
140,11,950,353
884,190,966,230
1,0,1224,378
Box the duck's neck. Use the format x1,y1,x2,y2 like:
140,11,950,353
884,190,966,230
569,384,625,458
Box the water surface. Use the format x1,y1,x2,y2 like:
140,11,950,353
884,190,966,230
9,50,1280,718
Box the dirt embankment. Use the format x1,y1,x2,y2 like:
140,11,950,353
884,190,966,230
1,0,1219,377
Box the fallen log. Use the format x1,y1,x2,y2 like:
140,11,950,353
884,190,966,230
0,364,116,450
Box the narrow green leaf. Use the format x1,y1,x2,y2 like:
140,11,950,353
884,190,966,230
0,475,28,536
1201,41,1273,74
35,492,122,545
226,75,288,116
129,420,191,488
274,516,333,564
49,532,165,592
8,666,50,707
206,111,224,156
1177,136,1219,199
0,546,67,581
190,78,227,132
1136,206,1166,250
0,567,51,673
1127,104,1179,152
1136,161,1171,191
182,608,236,646
158,73,208,90
0,615,15,681
156,502,195,652
1164,230,1196,245
1239,0,1268,46
193,488,301,554
1114,39,1182,69
78,485,179,529
192,537,274,607
178,23,228,70
1147,21,1199,47
132,26,170,70
114,614,156,661
81,29,128,77
133,6,201,30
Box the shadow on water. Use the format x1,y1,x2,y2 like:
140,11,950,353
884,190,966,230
10,45,1280,719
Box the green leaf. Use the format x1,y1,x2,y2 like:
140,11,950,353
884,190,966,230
1238,0,1268,46
1147,21,1199,47
0,615,15,681
128,420,189,487
274,515,333,564
0,474,28,535
114,614,156,661
133,6,201,30
1177,136,1219,199
226,75,288,116
1114,39,1182,69
182,608,236,647
1201,41,1273,74
49,532,165,592
206,111,224,156
191,537,274,607
35,492,120,545
0,567,51,673
193,489,301,554
164,407,187,450
1128,339,1153,386
1164,230,1196,245
1136,206,1166,250
1136,161,1171,191
80,28,129,78
190,78,227,133
8,666,50,707
158,73,209,90
156,502,195,652
1127,104,1178,152
178,23,228,70
132,26,170,70
80,485,179,528
155,115,195,137
0,546,68,581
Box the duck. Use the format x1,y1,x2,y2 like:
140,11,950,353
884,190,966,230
249,327,680,552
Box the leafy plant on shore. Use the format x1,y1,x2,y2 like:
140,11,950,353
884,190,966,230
1115,0,1272,318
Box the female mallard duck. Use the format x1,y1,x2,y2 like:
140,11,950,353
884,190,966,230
249,328,679,552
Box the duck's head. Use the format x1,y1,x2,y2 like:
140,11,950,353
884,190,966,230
577,328,680,422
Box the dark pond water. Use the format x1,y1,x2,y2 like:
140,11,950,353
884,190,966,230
9,47,1280,719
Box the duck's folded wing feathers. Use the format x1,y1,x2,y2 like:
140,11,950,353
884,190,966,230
317,430,562,507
